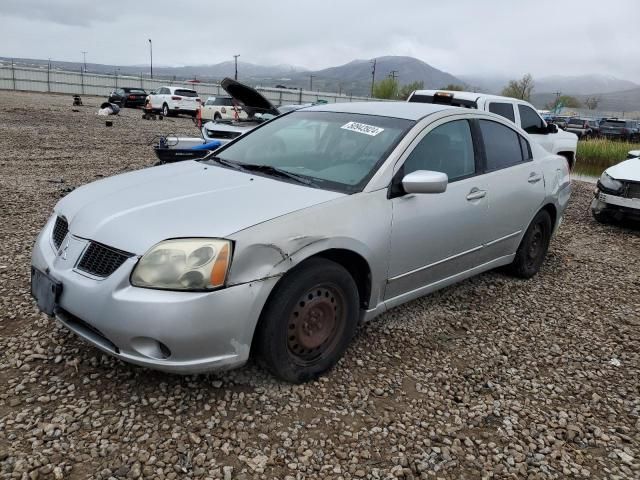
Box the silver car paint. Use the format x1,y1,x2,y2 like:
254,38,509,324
32,104,571,374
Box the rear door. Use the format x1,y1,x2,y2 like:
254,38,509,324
478,119,546,258
386,117,490,301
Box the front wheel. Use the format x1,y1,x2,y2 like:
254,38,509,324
508,210,552,279
162,104,170,117
256,258,359,383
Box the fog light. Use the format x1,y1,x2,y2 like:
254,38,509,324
130,337,171,360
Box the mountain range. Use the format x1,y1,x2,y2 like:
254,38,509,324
2,55,639,111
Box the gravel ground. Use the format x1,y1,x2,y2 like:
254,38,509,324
0,91,639,480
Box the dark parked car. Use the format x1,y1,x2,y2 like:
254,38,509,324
550,116,571,130
108,88,148,108
599,119,639,141
566,118,600,139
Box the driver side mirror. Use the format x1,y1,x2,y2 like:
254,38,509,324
402,170,448,194
545,123,558,134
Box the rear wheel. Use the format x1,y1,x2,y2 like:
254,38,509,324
256,258,359,383
162,103,170,117
508,210,552,279
214,112,222,121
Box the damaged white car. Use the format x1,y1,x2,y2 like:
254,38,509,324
591,155,640,223
31,102,571,382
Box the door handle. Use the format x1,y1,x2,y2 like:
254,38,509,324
528,173,543,184
466,188,487,201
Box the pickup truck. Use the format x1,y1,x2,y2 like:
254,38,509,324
408,90,579,169
146,86,200,117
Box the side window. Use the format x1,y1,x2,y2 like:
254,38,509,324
518,105,544,134
479,120,525,171
488,102,515,122
519,135,532,161
403,120,475,182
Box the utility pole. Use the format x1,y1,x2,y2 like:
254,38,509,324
370,58,377,97
389,70,399,81
233,54,240,80
309,74,315,91
553,91,562,113
81,51,87,72
148,39,153,78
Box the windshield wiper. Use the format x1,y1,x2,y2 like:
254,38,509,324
206,156,245,171
239,164,315,186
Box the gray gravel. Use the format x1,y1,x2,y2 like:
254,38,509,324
0,91,639,479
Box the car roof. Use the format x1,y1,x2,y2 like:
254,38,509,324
300,101,456,121
412,89,533,104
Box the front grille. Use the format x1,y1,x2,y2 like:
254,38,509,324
52,216,68,249
205,129,242,140
625,182,640,199
77,242,133,278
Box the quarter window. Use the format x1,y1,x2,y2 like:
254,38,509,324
488,102,515,122
479,120,526,171
403,120,475,182
518,105,545,134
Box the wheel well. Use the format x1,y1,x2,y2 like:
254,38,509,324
540,203,557,227
558,151,575,170
313,249,372,309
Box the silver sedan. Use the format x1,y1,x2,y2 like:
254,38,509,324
31,102,571,382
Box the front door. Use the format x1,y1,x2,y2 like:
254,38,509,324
385,118,490,301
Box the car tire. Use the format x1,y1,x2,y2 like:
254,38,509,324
256,258,359,383
508,210,552,279
214,113,222,121
162,104,170,117
592,209,610,224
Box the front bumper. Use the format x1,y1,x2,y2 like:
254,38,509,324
31,218,277,374
591,191,640,220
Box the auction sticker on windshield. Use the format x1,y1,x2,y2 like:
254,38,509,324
341,121,384,136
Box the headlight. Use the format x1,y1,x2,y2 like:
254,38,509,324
131,239,232,291
599,172,623,192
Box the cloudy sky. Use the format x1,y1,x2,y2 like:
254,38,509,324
1,0,638,81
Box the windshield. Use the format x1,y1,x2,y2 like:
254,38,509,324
214,111,414,193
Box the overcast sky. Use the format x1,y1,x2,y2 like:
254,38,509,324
1,0,638,81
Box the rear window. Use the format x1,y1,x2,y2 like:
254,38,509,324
207,97,234,106
488,102,515,122
602,120,625,127
175,89,198,97
568,118,585,125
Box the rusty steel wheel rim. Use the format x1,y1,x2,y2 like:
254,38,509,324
287,284,345,363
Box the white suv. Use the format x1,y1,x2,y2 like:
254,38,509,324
408,90,579,169
202,96,248,121
147,86,200,117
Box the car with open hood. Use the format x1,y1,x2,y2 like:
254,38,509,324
202,78,280,144
31,101,571,382
591,156,640,223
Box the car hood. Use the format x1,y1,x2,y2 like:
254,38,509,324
606,158,640,182
628,150,640,159
221,77,280,117
56,161,344,255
